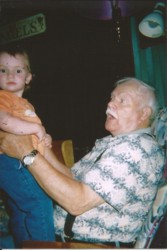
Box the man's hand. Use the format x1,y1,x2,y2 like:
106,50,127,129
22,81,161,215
0,131,34,160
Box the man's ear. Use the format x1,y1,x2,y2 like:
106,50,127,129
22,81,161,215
141,106,152,121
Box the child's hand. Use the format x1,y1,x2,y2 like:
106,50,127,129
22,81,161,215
44,133,52,148
36,124,46,141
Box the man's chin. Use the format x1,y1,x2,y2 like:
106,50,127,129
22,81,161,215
105,123,112,133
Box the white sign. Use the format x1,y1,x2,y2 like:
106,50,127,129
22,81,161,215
0,13,46,44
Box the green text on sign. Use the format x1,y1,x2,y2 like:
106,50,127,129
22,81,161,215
0,13,46,44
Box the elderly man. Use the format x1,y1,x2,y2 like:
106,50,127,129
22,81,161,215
0,77,165,248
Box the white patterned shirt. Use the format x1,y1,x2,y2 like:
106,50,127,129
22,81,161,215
54,128,165,243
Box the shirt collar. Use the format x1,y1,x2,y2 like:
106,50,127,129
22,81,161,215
112,127,152,138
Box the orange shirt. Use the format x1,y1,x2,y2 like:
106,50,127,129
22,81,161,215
0,90,45,155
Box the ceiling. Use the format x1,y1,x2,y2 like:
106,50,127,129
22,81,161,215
0,0,159,20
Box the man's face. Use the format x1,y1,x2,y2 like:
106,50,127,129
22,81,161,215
105,81,146,136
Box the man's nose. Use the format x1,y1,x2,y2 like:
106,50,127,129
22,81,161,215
108,100,117,109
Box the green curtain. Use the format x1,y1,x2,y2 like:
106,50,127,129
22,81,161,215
130,17,166,108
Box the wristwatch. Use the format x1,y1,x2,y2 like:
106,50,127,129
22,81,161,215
22,149,38,167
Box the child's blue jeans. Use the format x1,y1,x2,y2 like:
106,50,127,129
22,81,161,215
0,154,55,248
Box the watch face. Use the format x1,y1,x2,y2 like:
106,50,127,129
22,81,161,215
22,150,38,167
23,155,34,166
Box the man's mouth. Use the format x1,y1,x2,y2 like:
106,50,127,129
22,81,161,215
106,108,118,119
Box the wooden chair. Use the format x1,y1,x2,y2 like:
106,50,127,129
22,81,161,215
52,139,74,167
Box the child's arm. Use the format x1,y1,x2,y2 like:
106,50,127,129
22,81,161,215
0,110,46,141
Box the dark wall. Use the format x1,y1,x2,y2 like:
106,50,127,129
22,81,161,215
0,7,135,154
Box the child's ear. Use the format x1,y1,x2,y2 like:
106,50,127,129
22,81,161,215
25,73,32,85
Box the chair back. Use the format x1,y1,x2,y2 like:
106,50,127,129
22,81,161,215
52,139,74,168
61,140,74,167
152,107,167,179
134,107,167,248
152,107,167,156
134,181,167,248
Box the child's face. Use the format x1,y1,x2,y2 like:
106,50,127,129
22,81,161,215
0,52,32,97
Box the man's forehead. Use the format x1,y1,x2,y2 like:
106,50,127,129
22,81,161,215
111,82,138,95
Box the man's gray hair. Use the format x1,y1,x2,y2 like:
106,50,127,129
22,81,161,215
115,77,159,124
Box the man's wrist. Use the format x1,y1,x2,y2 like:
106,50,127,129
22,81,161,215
22,149,39,168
